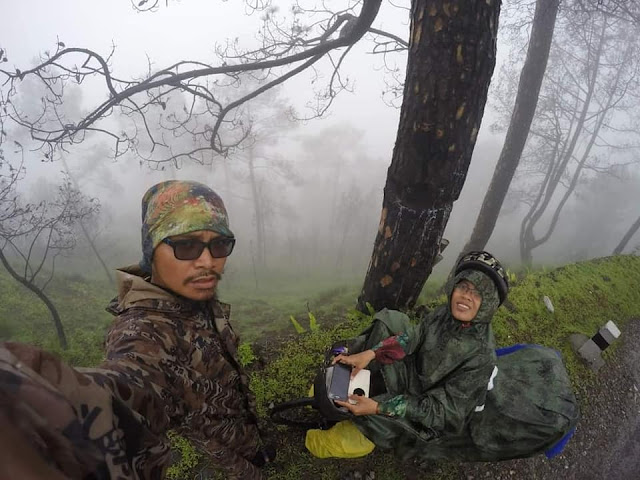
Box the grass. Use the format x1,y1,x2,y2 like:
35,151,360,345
0,269,113,366
2,255,640,479
220,273,362,341
491,255,640,384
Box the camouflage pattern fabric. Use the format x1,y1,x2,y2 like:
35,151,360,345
466,344,579,460
140,180,234,273
0,266,263,479
456,250,509,304
0,342,170,480
402,344,580,462
349,270,500,458
362,270,500,422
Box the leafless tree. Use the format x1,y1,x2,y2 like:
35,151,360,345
570,0,640,24
516,10,640,264
0,1,382,166
0,145,99,349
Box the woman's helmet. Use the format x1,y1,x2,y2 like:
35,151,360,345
455,251,509,304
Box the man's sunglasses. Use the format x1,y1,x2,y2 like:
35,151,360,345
162,237,236,260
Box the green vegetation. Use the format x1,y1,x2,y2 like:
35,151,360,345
491,255,640,383
220,274,362,341
2,255,640,479
166,431,204,480
0,269,113,366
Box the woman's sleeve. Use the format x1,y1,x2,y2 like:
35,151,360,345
377,354,495,435
371,323,423,364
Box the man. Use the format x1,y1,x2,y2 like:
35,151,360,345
0,180,271,479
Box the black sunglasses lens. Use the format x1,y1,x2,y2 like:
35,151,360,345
174,241,206,260
209,238,235,258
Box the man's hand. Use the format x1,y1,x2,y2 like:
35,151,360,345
335,395,379,416
333,349,375,378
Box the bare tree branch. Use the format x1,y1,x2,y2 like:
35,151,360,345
1,0,382,164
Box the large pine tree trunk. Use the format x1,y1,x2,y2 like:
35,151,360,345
458,0,559,257
357,0,500,312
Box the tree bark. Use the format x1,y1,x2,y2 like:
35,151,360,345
0,248,68,349
613,214,640,254
458,0,559,260
357,0,500,312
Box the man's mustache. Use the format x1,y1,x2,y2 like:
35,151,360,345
184,270,222,285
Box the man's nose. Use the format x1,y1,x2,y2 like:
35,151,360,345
194,245,216,266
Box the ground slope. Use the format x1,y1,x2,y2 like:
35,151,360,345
249,255,640,480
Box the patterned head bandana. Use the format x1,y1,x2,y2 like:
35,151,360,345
447,269,500,324
139,180,234,273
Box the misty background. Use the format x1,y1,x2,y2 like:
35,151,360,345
2,0,639,297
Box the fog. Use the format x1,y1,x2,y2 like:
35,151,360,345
2,0,639,294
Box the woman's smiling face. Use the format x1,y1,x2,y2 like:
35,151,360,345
450,279,482,322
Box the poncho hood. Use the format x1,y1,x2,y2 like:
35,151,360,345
446,269,500,324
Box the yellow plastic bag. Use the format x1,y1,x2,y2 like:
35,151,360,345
305,420,375,458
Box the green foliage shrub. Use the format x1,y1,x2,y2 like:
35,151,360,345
166,431,202,480
289,315,306,334
250,308,375,416
237,341,257,367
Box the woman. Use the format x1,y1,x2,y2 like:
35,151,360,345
307,251,508,458
307,251,578,462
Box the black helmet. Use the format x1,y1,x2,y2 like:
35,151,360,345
455,251,509,304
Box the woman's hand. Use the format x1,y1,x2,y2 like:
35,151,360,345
335,395,379,416
333,350,375,378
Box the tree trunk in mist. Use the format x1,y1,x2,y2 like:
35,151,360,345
0,248,68,349
61,158,114,287
357,0,500,312
335,225,350,271
613,214,640,254
457,0,559,263
521,95,609,262
248,150,266,268
520,19,618,264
